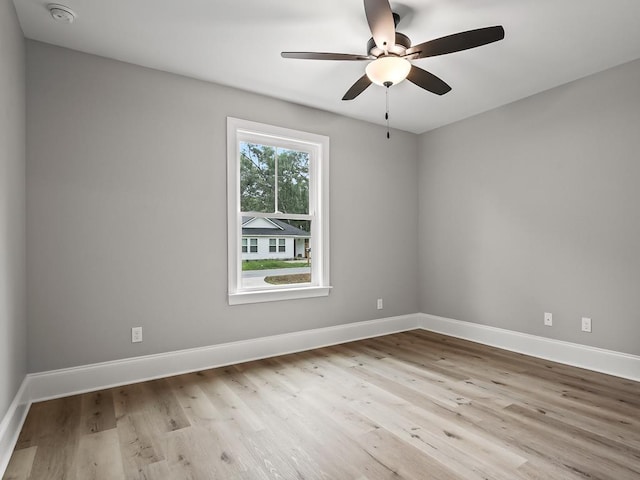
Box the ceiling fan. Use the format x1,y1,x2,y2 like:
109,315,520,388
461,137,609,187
281,0,505,101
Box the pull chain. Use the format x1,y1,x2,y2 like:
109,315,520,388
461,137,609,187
384,81,392,139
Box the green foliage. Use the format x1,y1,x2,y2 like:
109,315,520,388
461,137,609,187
240,142,309,215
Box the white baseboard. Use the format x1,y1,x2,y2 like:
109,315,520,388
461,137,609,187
25,312,637,403
0,379,30,475
418,313,640,382
26,314,421,403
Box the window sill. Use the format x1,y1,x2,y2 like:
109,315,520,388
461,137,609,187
228,285,332,305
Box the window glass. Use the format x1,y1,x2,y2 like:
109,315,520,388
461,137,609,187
240,143,309,215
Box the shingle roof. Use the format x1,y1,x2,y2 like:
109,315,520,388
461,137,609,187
241,217,310,238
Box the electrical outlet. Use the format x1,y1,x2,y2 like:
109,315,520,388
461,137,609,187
377,298,383,310
132,326,143,343
581,317,592,333
544,312,553,327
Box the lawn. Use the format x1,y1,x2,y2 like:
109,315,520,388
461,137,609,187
242,259,309,271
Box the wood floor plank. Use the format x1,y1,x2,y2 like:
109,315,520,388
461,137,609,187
198,370,267,432
2,446,37,480
468,399,636,479
160,427,238,479
4,330,639,480
166,373,220,426
79,389,117,435
504,403,640,478
355,427,463,480
14,396,82,480
350,392,518,480
115,411,165,479
75,429,125,480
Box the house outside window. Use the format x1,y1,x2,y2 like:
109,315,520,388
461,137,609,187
243,219,309,260
227,117,331,305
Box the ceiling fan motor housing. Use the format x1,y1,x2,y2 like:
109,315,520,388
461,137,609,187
367,32,411,57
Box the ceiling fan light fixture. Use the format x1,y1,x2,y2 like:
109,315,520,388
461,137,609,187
365,56,411,87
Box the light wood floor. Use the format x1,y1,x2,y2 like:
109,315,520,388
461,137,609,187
4,330,640,480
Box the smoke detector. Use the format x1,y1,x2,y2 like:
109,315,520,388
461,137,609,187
47,4,76,23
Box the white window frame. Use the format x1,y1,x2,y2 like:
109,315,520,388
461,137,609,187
227,117,331,305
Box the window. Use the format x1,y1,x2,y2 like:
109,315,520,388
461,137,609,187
242,238,258,253
227,117,331,305
269,238,286,253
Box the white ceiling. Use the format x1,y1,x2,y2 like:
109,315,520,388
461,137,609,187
13,0,640,134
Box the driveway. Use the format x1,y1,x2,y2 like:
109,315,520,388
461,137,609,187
242,267,311,287
242,267,310,278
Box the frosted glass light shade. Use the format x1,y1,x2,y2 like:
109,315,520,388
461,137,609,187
365,56,412,86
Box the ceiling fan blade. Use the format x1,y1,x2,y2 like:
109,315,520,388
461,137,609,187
406,66,451,95
342,74,372,100
281,52,371,61
406,26,505,59
363,0,396,51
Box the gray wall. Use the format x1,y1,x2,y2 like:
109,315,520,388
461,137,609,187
26,41,420,372
0,0,27,417
418,58,640,355
24,33,640,374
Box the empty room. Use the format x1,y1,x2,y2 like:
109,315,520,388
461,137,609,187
1,0,639,478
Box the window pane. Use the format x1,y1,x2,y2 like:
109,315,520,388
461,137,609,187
240,142,275,213
240,220,311,289
240,142,309,214
276,149,309,214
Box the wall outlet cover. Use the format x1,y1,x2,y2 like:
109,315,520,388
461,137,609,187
132,326,143,343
